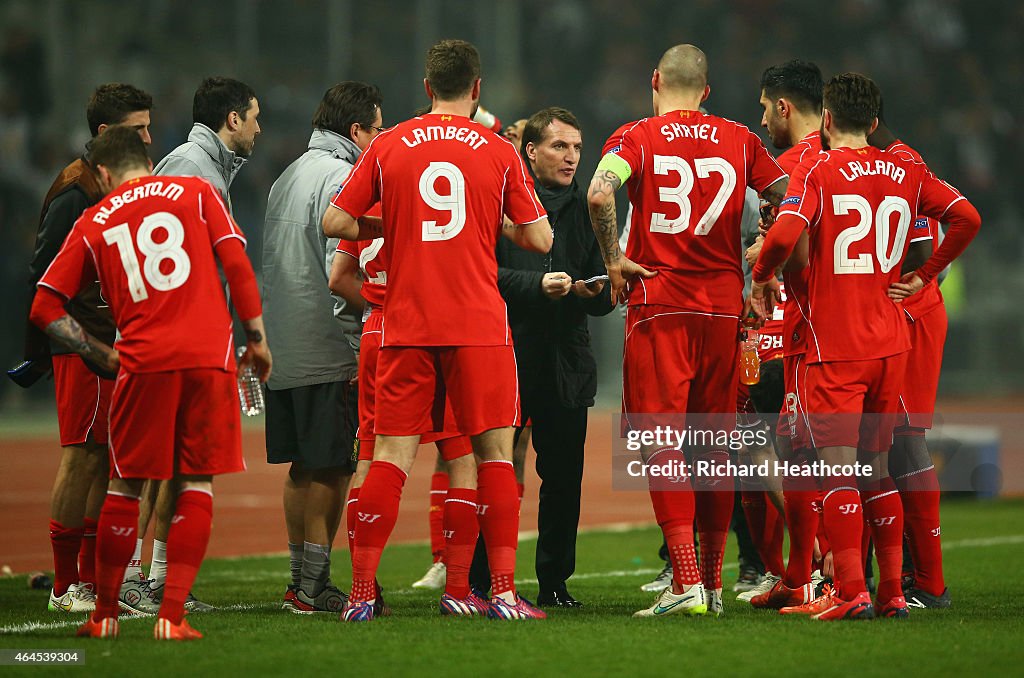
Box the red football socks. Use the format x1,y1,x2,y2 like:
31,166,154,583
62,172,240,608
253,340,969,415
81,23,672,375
93,493,140,620
647,447,699,590
345,487,360,564
821,476,866,601
443,487,479,599
861,477,905,604
428,472,449,563
694,451,733,590
49,519,84,596
782,471,820,588
350,461,406,602
895,466,944,595
741,487,786,576
476,460,519,597
78,516,98,589
159,489,213,625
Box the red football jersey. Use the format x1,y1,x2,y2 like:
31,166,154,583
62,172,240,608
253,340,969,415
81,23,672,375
336,237,386,309
779,145,964,363
331,113,546,346
774,131,822,356
612,110,786,315
886,140,944,321
38,176,242,373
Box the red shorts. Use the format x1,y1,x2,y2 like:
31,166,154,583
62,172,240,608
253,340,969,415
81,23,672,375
108,368,244,480
358,308,468,448
797,354,908,453
897,307,947,431
777,354,812,450
52,354,113,447
375,344,520,437
623,305,739,422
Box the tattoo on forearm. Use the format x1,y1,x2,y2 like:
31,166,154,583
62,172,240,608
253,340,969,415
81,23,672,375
762,178,789,207
588,170,623,263
245,329,264,343
46,316,108,363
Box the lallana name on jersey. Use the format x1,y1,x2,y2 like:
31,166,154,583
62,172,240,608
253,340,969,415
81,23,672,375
401,125,489,150
660,122,720,144
93,181,185,225
839,160,907,184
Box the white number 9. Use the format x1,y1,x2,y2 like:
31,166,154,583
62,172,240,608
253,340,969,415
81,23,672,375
419,162,466,242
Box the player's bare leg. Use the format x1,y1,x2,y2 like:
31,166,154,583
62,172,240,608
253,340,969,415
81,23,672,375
343,434,420,621
289,464,350,613
153,475,214,640
77,476,145,638
49,443,105,612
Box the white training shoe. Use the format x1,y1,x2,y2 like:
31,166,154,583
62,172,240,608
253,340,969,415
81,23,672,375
708,588,724,617
641,563,673,592
48,582,96,613
633,582,707,618
411,561,446,590
737,572,781,602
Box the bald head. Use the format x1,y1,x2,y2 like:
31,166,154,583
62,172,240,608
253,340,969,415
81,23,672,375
657,44,708,93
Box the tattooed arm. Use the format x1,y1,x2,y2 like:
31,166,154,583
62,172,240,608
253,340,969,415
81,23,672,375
47,315,119,374
501,214,553,253
759,177,790,207
587,158,656,305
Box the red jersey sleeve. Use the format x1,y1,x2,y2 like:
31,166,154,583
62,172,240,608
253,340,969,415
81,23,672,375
602,121,636,156
613,121,646,178
746,130,788,193
776,157,823,227
336,239,358,257
331,139,381,219
503,143,546,225
200,180,246,249
915,171,979,283
37,221,94,302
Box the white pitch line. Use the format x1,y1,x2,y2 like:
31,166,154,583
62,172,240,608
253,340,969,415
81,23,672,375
3,533,1022,635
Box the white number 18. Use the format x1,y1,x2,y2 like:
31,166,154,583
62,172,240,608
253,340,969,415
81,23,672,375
102,212,192,302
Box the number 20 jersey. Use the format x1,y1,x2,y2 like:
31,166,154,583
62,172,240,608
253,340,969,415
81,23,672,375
612,110,786,316
779,145,965,363
332,113,546,347
38,176,243,373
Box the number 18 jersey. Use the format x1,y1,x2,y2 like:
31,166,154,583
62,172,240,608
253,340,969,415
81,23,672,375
612,110,786,316
38,176,243,373
332,113,546,347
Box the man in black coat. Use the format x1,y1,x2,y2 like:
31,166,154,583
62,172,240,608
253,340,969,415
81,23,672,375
494,107,613,606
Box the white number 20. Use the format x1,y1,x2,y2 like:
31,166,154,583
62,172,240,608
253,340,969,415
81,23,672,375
832,195,911,274
419,162,466,242
650,155,737,235
102,212,192,302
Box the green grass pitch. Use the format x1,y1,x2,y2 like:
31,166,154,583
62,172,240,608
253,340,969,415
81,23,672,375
1,498,1022,677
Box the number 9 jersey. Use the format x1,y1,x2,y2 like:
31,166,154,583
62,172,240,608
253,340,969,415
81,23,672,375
330,113,546,347
611,110,786,316
38,176,245,373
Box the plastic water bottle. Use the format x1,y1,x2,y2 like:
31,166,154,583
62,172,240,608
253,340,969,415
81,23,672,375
739,319,761,386
236,346,265,417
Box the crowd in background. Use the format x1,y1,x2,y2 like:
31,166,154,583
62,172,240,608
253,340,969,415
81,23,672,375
2,0,1020,405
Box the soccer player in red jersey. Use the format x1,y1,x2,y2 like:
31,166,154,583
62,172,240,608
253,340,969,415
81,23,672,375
29,127,271,640
751,73,980,621
587,44,788,618
747,60,828,610
868,105,951,608
323,39,552,621
330,233,485,616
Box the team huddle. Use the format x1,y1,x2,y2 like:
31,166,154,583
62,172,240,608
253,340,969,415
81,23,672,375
25,38,978,639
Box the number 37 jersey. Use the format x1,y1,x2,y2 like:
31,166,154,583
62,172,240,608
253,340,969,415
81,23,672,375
38,176,243,373
332,113,546,347
779,145,965,363
612,110,786,316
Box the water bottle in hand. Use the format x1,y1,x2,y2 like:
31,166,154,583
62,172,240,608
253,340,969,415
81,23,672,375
236,346,265,417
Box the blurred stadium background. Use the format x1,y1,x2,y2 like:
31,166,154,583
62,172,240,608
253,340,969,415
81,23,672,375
1,1,1022,576
1,0,1022,414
